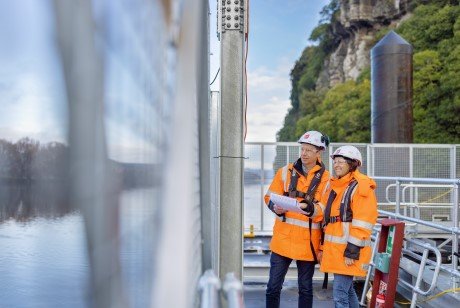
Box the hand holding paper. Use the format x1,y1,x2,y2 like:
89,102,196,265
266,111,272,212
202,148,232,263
270,193,309,215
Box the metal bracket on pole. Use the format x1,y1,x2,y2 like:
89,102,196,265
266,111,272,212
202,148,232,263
219,0,244,33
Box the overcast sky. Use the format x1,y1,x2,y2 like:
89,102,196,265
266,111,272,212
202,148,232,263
0,0,67,144
209,0,330,142
0,1,330,162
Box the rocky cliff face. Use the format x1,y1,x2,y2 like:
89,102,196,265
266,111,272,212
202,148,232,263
316,0,413,88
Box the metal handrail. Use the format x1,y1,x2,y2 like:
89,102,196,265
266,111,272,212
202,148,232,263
398,238,442,308
359,231,381,307
376,175,460,294
199,270,221,308
222,273,244,308
359,225,447,307
385,183,454,205
379,210,460,236
373,176,460,185
199,271,244,308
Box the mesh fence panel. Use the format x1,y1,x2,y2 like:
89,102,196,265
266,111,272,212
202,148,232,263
456,145,460,178
244,143,459,232
413,147,451,178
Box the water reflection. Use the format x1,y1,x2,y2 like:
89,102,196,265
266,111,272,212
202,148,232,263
0,171,157,308
0,182,71,223
0,137,159,223
0,137,70,223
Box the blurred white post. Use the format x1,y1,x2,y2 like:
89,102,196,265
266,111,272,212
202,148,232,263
53,0,126,307
152,0,207,307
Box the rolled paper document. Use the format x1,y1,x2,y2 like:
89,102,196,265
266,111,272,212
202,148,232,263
269,193,308,214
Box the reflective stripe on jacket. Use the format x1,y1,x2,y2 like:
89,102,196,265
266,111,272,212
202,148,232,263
319,170,378,276
264,159,330,261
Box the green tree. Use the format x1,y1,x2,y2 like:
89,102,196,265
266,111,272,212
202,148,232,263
398,4,460,142
296,79,371,143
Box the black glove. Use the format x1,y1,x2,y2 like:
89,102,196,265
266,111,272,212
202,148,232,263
268,200,284,217
344,242,361,260
299,197,315,217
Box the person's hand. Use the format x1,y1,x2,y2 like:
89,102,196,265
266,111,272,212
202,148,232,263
344,257,355,266
317,251,323,264
299,199,314,215
273,204,286,215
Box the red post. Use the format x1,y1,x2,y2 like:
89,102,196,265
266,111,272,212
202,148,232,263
370,219,405,307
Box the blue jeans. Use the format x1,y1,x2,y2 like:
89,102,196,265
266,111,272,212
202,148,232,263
266,252,315,308
333,274,359,308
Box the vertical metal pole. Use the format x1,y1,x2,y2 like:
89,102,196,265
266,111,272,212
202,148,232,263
200,0,213,273
219,0,245,279
211,91,221,274
450,145,456,179
222,273,244,308
451,146,458,292
452,183,459,292
360,230,380,306
409,145,414,206
329,145,334,174
367,144,372,176
409,145,414,178
396,180,401,214
286,146,290,166
198,270,221,308
410,249,429,308
260,144,265,231
372,146,376,177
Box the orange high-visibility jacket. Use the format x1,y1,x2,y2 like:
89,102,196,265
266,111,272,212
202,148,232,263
264,159,330,261
319,170,378,277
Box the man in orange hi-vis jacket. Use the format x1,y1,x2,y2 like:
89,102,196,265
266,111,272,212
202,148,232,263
264,130,330,308
318,145,378,308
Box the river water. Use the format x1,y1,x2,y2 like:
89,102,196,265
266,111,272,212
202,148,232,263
0,182,274,307
0,184,156,308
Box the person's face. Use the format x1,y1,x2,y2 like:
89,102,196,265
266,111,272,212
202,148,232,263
333,157,351,178
300,144,320,167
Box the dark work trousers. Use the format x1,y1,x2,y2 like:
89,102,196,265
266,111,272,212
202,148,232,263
266,252,315,308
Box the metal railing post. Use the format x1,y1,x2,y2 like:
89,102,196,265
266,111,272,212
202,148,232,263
410,249,428,308
360,230,380,307
396,180,401,214
409,145,414,220
450,145,456,179
329,145,334,174
452,182,459,292
199,270,221,308
222,272,244,308
260,144,265,231
367,144,372,176
286,146,290,166
398,238,442,308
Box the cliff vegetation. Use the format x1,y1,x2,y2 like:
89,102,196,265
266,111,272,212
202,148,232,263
277,0,460,143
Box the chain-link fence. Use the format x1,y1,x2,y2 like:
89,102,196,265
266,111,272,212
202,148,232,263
244,143,460,233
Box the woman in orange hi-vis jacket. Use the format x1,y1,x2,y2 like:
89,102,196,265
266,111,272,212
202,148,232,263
318,145,378,308
264,130,330,308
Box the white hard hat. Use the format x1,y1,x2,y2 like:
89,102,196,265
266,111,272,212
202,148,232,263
297,131,328,149
331,145,363,166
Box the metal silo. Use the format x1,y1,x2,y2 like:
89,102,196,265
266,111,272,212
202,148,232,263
371,30,413,143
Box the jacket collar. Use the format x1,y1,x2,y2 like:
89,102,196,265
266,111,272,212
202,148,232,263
331,171,354,188
293,158,322,176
